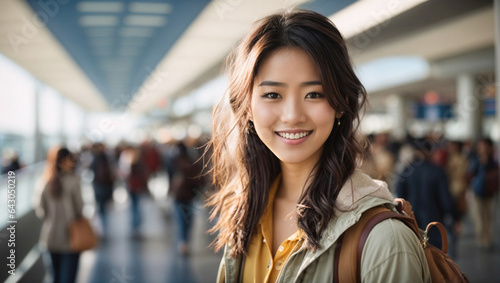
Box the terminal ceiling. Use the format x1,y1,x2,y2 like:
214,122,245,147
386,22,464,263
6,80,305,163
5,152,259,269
0,0,494,115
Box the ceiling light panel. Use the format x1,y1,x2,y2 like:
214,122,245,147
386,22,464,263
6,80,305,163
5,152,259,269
124,15,167,27
89,38,115,46
129,2,173,14
79,15,119,27
85,28,115,37
77,2,125,13
120,27,155,37
119,38,149,46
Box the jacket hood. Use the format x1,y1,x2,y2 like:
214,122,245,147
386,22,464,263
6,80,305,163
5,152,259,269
317,169,394,244
335,169,393,212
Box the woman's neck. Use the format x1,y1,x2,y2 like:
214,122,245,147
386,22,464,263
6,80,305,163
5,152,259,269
277,162,316,203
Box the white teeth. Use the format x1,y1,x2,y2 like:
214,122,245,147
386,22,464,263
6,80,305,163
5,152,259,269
278,132,311,140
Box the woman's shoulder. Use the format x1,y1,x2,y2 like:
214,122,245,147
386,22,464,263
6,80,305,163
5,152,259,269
366,218,421,253
361,218,430,282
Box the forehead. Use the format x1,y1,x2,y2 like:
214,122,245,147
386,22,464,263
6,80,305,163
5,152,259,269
254,47,320,82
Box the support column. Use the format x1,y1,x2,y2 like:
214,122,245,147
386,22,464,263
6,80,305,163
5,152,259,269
81,111,89,143
456,74,482,141
33,84,44,163
387,94,406,140
59,97,67,145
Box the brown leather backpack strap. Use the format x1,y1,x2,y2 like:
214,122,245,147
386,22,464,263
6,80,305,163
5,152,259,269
425,222,448,253
335,206,391,283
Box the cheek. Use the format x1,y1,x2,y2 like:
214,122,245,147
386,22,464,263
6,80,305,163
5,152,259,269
314,104,336,128
251,100,275,128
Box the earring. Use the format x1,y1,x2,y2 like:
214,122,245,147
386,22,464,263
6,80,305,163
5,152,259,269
337,119,341,126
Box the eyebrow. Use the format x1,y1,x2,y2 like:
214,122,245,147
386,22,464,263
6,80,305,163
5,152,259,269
258,80,322,87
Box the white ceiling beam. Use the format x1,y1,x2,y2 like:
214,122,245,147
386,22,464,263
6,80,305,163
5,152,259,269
0,0,108,112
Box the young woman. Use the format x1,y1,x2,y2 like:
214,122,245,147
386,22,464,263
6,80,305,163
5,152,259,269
208,10,430,282
35,147,83,283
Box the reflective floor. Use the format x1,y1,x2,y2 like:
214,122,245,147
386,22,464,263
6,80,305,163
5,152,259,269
74,175,500,283
77,188,222,283
454,200,500,283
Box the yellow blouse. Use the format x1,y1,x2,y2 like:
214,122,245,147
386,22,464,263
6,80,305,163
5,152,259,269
242,176,304,283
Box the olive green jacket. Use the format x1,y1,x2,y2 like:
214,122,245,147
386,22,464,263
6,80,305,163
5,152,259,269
217,170,431,283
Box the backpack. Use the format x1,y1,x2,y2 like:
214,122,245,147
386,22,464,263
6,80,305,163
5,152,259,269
334,198,469,283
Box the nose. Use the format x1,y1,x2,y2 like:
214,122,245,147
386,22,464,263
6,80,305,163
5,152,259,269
281,96,306,124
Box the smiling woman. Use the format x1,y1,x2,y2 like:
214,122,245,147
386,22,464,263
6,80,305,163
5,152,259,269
207,9,430,283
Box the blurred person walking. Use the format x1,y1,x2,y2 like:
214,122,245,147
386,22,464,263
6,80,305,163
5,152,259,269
90,142,115,234
34,147,83,283
168,141,202,255
446,141,469,219
445,140,469,258
467,138,498,250
141,139,161,178
395,138,459,252
119,146,148,235
371,132,396,185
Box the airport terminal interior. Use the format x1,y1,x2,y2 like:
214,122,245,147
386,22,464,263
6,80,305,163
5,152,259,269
1,0,500,282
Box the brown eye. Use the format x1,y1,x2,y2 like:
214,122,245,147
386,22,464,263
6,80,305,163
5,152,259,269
263,92,281,99
305,92,324,99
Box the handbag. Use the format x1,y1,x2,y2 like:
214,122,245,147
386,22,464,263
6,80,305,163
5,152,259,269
69,217,98,251
66,189,98,252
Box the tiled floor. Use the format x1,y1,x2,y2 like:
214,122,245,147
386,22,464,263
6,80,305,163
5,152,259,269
77,175,500,283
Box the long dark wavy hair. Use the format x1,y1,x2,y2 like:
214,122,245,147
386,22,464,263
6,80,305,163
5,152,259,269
207,10,366,257
42,147,75,198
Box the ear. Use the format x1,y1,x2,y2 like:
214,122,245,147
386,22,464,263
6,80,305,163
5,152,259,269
335,111,344,119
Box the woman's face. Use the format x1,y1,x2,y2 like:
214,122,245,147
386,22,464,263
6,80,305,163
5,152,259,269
250,47,339,167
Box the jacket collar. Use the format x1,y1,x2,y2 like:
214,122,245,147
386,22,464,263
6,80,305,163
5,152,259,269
295,170,394,276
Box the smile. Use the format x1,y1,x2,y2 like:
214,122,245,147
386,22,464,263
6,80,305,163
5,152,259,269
276,131,312,140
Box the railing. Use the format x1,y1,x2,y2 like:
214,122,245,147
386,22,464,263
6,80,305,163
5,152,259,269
0,163,46,283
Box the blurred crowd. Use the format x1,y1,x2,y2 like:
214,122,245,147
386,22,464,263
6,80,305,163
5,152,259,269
80,137,210,244
359,132,498,256
33,136,211,282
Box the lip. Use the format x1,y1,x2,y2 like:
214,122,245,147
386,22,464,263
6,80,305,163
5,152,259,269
275,130,312,145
